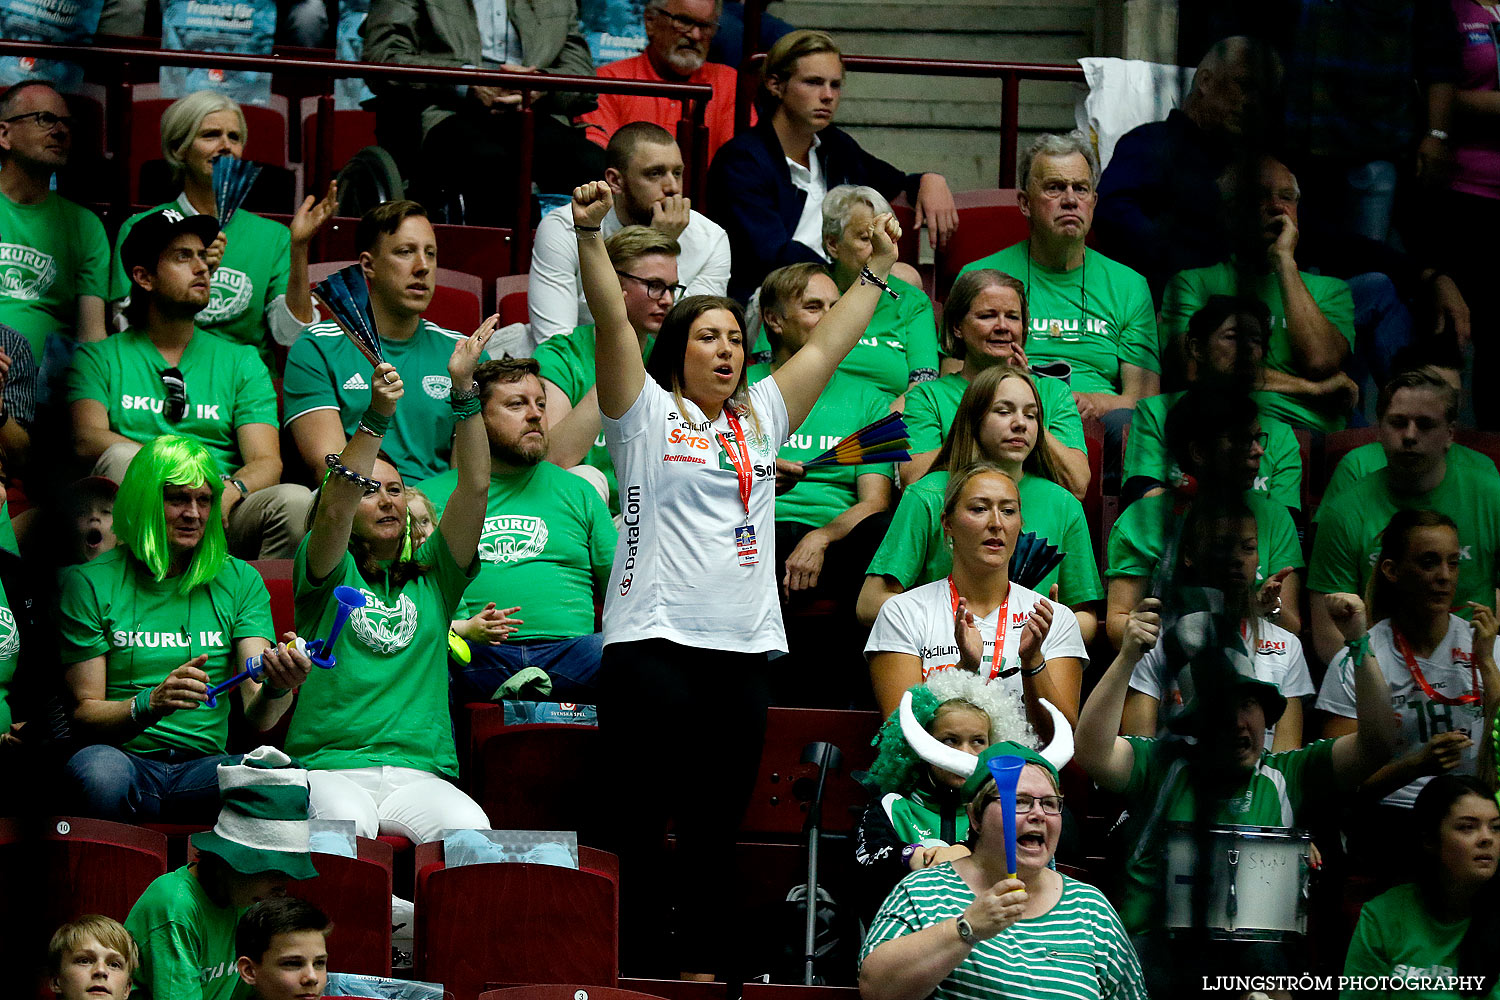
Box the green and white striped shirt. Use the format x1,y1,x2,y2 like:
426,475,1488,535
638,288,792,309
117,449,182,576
861,865,1147,1000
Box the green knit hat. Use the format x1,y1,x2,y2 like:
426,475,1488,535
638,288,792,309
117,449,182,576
961,741,1061,802
191,746,318,880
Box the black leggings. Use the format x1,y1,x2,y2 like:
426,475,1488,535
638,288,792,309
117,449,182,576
596,637,770,977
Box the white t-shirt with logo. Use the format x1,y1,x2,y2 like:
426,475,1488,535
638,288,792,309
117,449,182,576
1129,618,1315,750
864,579,1089,702
1316,616,1495,808
602,376,791,653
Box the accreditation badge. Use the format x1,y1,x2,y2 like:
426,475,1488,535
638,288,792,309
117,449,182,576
734,523,759,567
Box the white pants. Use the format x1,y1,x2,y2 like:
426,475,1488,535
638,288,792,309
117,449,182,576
307,766,489,843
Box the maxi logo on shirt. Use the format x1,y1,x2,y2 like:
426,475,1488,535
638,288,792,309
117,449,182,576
477,515,549,564
349,589,419,653
0,242,57,300
201,267,253,323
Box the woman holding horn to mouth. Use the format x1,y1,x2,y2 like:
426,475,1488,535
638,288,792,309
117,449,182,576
859,690,1146,1000
571,178,902,977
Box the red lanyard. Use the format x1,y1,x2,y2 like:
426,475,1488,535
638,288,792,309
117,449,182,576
1392,626,1481,707
716,408,753,522
948,577,1011,680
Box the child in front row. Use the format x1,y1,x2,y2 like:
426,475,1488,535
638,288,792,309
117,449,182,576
49,915,137,1000
235,896,332,1000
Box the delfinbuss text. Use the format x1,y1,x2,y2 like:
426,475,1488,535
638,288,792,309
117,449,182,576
1204,975,1489,992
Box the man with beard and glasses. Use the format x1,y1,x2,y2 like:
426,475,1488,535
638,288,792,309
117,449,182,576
66,208,313,560
580,0,746,162
418,357,616,704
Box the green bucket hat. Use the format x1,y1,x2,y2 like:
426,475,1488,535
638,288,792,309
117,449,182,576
961,741,1062,802
191,746,319,880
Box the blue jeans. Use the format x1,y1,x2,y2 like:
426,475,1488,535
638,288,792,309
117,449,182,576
64,745,240,823
1347,270,1413,423
451,633,605,705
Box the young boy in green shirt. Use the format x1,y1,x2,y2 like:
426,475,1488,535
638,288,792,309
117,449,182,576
234,897,330,1000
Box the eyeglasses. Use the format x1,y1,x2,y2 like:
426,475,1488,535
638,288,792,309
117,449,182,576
648,7,716,35
616,270,686,302
159,368,188,424
363,481,405,499
1227,429,1270,450
3,110,73,133
1015,794,1065,815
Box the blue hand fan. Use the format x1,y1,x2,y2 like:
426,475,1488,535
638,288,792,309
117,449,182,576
211,155,262,227
312,264,383,365
1010,530,1064,590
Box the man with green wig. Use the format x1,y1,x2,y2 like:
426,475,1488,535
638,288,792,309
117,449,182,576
61,435,315,823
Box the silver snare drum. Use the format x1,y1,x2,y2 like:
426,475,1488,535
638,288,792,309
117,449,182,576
1163,823,1311,940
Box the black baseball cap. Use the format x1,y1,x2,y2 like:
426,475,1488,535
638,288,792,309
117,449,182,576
119,207,221,275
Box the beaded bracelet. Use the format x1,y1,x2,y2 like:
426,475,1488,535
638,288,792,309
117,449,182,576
858,265,901,300
324,453,381,493
451,381,481,419
130,689,155,725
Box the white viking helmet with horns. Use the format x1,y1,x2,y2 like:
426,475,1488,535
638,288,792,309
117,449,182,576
899,689,1074,779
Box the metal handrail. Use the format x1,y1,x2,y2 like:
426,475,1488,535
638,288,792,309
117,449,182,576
0,40,714,269
731,21,1086,187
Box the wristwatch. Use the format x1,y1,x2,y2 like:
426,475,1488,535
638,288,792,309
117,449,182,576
955,914,977,945
220,474,248,498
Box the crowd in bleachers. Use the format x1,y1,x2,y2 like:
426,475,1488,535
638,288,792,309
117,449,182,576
5,1,1500,998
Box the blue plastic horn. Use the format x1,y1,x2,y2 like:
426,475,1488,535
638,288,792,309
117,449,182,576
987,755,1026,879
201,586,368,707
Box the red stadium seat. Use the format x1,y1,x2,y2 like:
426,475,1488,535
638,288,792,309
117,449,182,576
298,97,378,176
496,274,529,328
482,988,674,1000
128,84,293,204
307,261,484,335
316,219,517,287
415,841,618,1000
1455,428,1500,472
740,708,881,837
618,979,726,1000
0,817,168,999
469,721,602,841
287,836,394,977
932,189,1028,299
251,558,295,640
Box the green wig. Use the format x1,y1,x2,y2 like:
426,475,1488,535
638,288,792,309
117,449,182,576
114,435,229,592
865,671,1032,795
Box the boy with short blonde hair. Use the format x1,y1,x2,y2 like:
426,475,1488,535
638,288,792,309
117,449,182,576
49,915,138,1000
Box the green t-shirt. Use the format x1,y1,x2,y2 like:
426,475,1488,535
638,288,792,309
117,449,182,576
1341,882,1499,999
960,244,1160,395
1309,466,1500,605
1321,442,1499,512
1161,260,1357,433
532,323,653,513
67,328,278,476
903,371,1086,456
1117,736,1337,936
57,549,273,757
745,274,938,396
286,531,477,776
111,201,291,360
1107,490,1305,583
0,190,110,359
0,572,18,735
1124,391,1304,509
770,369,895,529
418,462,616,641
861,865,1147,1000
283,319,464,482
866,470,1103,606
126,866,246,1000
